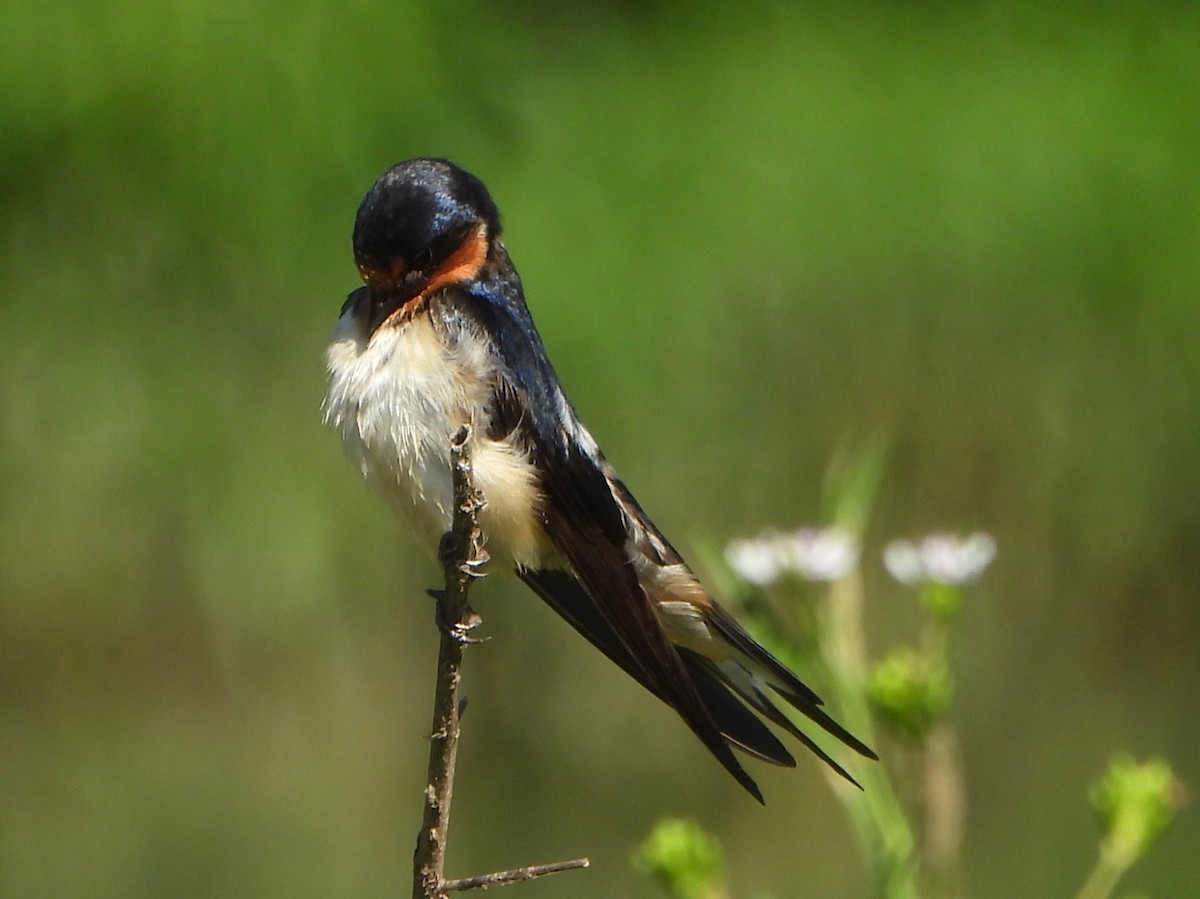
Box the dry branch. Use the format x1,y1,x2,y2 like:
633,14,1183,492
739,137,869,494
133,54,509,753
411,425,589,898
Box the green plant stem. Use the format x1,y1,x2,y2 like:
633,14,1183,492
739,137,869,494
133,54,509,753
822,571,920,899
918,721,965,899
917,619,965,899
1074,851,1129,899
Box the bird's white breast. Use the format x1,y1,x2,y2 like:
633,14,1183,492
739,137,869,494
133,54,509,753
323,308,546,568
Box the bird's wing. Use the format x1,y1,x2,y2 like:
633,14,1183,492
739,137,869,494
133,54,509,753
530,437,769,801
440,280,768,799
441,275,872,797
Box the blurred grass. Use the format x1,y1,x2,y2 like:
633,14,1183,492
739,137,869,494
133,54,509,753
2,1,1198,896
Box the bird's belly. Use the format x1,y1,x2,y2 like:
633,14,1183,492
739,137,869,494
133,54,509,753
324,312,546,568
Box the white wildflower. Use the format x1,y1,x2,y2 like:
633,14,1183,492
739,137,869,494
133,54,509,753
781,527,860,582
727,526,861,585
725,536,787,586
883,533,996,586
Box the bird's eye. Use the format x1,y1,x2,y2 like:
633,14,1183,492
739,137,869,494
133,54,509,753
413,248,434,271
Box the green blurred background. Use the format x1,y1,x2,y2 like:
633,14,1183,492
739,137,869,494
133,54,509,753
2,1,1197,896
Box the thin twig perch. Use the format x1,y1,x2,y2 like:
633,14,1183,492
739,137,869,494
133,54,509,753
442,858,592,893
411,425,589,899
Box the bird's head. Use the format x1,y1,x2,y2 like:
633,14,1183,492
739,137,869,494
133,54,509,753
352,158,501,327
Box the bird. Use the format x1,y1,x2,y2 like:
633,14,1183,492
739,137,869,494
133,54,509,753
322,157,876,802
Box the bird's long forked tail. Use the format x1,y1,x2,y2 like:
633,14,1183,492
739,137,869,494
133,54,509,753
520,567,876,801
519,567,771,802
698,602,879,787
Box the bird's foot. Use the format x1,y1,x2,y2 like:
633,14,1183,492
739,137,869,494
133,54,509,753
425,588,487,644
437,528,490,579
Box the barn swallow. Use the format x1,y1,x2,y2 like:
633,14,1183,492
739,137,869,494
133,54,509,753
323,157,876,802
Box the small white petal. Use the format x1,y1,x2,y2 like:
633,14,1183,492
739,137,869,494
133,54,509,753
918,536,965,584
725,537,784,586
883,539,924,585
784,527,860,581
955,532,997,582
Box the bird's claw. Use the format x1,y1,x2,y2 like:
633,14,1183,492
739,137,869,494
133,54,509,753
427,588,487,643
437,602,487,644
437,526,490,578
459,547,490,578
